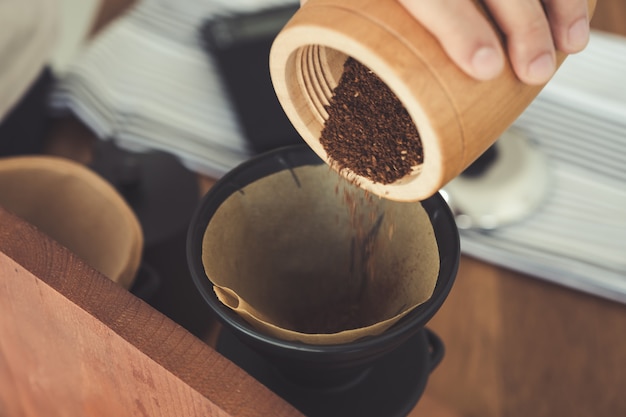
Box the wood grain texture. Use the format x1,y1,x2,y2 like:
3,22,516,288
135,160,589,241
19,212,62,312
0,252,232,417
0,206,302,417
427,256,626,417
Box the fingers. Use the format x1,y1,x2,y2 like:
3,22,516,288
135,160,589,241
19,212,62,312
484,0,556,84
399,0,505,81
399,0,591,85
543,0,590,53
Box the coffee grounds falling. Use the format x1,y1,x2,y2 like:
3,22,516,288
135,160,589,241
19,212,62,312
320,57,424,184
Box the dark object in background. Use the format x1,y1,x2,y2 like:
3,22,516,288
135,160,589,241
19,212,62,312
460,143,499,178
90,141,213,338
0,68,54,157
199,5,303,154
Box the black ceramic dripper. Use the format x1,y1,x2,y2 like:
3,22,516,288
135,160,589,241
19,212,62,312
187,145,460,416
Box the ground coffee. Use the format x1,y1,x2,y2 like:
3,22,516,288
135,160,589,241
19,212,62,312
320,57,424,184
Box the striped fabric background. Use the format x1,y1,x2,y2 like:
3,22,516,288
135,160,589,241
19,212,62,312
50,0,297,179
50,3,626,304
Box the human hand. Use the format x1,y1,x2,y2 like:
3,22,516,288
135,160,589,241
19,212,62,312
398,0,590,85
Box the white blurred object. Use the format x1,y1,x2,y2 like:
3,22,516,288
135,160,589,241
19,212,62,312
0,0,59,121
51,0,101,73
455,31,626,304
444,128,550,230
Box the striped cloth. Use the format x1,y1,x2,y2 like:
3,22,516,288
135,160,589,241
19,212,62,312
50,9,626,303
50,0,297,179
460,31,626,303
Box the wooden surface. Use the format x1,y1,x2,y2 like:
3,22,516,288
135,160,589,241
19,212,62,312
0,205,301,417
425,256,626,417
21,0,626,416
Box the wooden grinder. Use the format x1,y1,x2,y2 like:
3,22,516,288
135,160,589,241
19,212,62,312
270,0,597,201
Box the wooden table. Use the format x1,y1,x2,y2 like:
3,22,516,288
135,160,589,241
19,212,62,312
0,196,457,417
5,1,626,416
0,205,301,417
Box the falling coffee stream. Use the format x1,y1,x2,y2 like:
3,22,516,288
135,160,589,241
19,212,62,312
293,57,421,334
322,57,420,317
343,187,385,302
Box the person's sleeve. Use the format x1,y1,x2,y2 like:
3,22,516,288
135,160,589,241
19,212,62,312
0,0,59,121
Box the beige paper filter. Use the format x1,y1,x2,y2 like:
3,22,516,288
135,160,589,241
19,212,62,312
202,165,439,344
0,156,143,288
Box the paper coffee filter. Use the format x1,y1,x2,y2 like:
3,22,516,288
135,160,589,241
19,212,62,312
202,165,439,344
